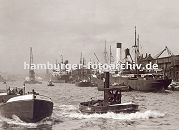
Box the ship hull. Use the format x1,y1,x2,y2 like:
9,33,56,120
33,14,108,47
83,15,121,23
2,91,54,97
79,100,138,114
112,77,172,92
24,80,42,84
156,79,172,90
0,97,53,123
75,81,91,87
52,79,66,83
95,76,172,92
75,81,97,87
51,74,70,83
47,84,54,86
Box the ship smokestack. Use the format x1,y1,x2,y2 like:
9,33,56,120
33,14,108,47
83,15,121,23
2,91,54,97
125,48,130,58
116,43,122,63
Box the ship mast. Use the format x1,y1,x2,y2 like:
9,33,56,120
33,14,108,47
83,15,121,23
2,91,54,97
132,26,140,74
80,52,83,64
82,57,85,79
133,27,140,63
29,47,33,70
104,41,108,63
61,54,63,63
29,47,35,81
109,45,112,64
137,34,140,58
133,26,138,64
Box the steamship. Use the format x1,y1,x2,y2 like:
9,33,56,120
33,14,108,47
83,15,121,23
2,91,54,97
74,54,96,87
51,69,70,83
50,59,71,83
97,27,172,92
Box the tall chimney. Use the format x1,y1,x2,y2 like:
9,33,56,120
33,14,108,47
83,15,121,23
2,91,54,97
116,43,122,63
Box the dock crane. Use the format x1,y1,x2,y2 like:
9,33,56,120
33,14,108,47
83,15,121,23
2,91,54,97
154,46,174,59
94,53,100,63
154,46,175,77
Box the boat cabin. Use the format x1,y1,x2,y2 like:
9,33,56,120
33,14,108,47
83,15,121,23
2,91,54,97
104,88,122,105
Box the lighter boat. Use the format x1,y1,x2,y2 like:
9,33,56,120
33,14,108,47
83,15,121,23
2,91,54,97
0,93,53,123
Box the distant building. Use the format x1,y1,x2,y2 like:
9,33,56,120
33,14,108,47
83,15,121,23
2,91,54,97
139,54,179,81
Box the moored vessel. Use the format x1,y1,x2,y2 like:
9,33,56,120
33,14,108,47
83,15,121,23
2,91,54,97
95,27,172,92
112,74,172,92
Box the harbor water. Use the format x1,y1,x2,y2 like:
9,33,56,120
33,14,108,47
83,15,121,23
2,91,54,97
0,81,178,130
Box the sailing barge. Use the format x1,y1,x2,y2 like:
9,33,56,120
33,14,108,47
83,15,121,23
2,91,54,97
79,72,138,114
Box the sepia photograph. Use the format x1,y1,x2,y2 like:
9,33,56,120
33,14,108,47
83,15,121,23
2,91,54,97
0,0,178,130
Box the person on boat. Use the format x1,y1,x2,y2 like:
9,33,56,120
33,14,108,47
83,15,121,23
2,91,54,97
114,90,121,104
164,75,169,79
32,89,35,94
18,88,24,95
108,90,115,104
30,89,39,95
11,88,17,95
7,87,11,95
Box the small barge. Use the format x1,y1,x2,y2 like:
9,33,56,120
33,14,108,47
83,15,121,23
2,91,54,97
75,80,97,87
79,72,139,114
47,80,55,86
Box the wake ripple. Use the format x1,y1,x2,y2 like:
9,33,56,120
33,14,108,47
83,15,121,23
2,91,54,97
54,105,165,121
0,114,62,129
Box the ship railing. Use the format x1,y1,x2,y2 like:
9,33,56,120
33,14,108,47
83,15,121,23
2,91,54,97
34,94,52,102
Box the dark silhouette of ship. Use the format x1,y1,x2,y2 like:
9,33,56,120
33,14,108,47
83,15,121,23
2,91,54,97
95,27,172,92
74,54,97,87
50,57,72,83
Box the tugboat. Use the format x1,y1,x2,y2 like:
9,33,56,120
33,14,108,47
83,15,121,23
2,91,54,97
79,72,138,114
0,89,53,123
75,79,96,87
24,47,42,84
47,80,54,86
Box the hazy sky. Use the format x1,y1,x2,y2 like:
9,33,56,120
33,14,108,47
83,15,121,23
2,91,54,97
0,0,179,74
